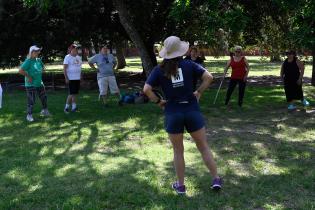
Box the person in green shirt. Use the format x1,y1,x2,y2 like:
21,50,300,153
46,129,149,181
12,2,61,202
19,45,50,122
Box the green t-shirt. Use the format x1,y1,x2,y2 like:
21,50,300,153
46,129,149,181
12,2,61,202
20,58,44,87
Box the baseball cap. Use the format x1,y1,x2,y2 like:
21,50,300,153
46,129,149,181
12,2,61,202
29,45,42,54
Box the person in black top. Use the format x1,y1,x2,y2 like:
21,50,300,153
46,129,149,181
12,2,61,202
280,50,310,110
185,46,204,66
185,47,205,89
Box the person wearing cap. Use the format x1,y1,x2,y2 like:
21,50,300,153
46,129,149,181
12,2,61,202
88,45,120,106
280,50,310,110
224,45,250,108
143,36,222,195
18,45,50,122
63,44,82,113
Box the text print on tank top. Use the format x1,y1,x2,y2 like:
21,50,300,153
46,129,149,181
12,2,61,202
171,68,184,88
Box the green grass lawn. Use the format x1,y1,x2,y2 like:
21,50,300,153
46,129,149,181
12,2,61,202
0,85,314,209
1,56,313,78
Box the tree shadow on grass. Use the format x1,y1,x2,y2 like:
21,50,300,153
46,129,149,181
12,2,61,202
0,91,171,209
0,87,314,209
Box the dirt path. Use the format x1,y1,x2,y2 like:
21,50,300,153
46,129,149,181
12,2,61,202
118,73,313,90
0,71,313,91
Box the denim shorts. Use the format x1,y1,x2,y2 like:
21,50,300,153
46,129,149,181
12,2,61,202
165,111,205,134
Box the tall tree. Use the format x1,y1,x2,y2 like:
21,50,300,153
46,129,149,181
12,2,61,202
288,0,315,85
112,0,174,75
1,0,129,66
112,0,154,76
21,0,174,75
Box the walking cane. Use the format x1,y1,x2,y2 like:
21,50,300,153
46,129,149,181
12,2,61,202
213,71,227,105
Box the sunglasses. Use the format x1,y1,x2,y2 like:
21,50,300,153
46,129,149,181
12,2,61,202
235,50,241,53
103,56,109,64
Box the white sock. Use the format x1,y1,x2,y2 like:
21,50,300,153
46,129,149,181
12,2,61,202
72,103,77,110
65,104,70,109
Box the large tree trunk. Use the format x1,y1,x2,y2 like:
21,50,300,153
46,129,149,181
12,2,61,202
312,49,315,86
270,54,281,62
115,40,126,69
141,41,157,75
112,0,154,77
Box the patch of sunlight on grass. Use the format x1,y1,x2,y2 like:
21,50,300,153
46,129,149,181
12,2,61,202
263,203,286,210
253,160,288,175
222,127,233,132
66,195,84,206
6,169,28,184
291,151,312,160
55,164,77,177
82,95,92,99
276,128,315,142
68,141,89,153
37,158,54,167
28,183,43,193
0,136,12,141
39,146,50,156
122,117,140,128
226,160,251,176
147,206,165,210
86,153,108,162
252,142,269,157
79,127,92,140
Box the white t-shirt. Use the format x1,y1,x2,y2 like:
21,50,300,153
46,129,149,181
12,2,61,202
63,54,82,80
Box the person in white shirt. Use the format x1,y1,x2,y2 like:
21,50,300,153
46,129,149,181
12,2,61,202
0,83,2,109
63,44,82,113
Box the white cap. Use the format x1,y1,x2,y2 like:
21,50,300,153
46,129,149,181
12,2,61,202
29,45,42,54
234,45,242,51
159,36,189,59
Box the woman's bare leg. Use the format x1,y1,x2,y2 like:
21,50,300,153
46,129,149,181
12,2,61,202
190,127,219,178
169,133,185,186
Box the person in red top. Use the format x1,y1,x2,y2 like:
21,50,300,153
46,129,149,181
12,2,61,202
224,46,250,107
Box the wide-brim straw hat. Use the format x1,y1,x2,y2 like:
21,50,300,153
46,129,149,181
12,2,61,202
159,36,189,59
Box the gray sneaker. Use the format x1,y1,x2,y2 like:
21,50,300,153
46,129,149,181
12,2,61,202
40,109,51,116
26,114,34,122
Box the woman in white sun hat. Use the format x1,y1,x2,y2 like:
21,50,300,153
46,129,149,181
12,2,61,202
143,36,222,195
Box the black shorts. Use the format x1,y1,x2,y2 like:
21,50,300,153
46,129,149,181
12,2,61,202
68,80,80,95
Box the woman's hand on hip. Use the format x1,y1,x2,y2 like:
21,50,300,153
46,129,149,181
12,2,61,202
28,76,33,83
158,100,167,109
193,90,201,102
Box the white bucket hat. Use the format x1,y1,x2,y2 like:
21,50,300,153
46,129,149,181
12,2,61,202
159,36,189,59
